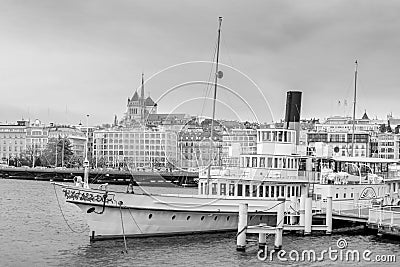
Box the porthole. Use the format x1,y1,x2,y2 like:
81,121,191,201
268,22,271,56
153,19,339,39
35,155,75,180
172,215,176,220
227,216,230,221
214,216,218,221
187,216,191,220
148,214,153,219
201,216,205,220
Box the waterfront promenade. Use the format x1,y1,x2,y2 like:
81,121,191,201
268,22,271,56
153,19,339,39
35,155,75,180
0,165,197,186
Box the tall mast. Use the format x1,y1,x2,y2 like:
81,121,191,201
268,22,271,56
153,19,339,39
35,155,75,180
206,17,223,195
351,60,358,157
83,114,90,188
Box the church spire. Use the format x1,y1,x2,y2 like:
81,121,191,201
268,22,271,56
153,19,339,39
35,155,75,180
141,73,145,102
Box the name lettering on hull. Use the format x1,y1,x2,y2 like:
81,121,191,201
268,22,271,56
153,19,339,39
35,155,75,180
62,188,116,204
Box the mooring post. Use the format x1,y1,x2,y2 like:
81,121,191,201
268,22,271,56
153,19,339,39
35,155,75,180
290,195,298,225
326,196,333,234
237,203,248,251
90,231,95,243
304,196,312,235
258,232,266,251
299,184,307,229
274,197,285,250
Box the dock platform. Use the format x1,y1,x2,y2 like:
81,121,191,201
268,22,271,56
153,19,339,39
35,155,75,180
367,206,400,237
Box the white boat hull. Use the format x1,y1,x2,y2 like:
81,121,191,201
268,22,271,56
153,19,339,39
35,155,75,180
58,184,279,240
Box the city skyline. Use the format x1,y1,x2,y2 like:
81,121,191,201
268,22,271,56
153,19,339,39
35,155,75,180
1,0,400,125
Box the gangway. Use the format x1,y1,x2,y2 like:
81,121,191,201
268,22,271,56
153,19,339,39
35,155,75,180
368,206,400,237
313,200,371,223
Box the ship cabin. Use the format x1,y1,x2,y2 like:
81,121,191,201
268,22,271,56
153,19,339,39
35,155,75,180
313,156,399,204
198,128,310,200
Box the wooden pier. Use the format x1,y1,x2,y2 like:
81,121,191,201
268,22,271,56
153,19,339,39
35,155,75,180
0,166,198,186
367,206,400,237
234,195,399,253
236,195,334,252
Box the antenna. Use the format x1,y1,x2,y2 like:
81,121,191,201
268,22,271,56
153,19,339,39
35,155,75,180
351,60,358,157
206,17,223,195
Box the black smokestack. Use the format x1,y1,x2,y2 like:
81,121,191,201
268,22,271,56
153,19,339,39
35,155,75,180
285,91,302,128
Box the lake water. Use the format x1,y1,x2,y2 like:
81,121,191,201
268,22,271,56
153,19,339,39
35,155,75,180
1,179,399,266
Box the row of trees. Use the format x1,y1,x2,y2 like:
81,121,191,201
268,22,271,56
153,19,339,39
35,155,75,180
9,137,87,168
379,123,400,134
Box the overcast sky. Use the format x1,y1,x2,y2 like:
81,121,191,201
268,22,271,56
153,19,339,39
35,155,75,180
1,0,400,126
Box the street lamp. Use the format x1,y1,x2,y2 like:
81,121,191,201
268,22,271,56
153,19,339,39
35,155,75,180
83,114,90,189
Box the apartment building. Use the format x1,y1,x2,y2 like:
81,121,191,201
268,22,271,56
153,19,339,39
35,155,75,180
93,128,177,168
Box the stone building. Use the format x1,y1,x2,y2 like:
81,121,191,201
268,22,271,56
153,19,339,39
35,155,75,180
124,73,157,125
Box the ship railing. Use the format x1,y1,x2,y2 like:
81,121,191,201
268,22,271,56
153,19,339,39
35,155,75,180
368,206,400,227
378,170,400,180
255,170,322,182
297,171,321,183
317,200,372,218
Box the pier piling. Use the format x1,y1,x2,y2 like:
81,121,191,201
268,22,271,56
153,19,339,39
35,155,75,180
299,185,307,230
290,195,298,225
274,198,285,250
326,196,333,234
258,233,266,251
304,196,312,235
236,203,248,251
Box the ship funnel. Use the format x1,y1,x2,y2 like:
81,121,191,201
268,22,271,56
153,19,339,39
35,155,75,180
284,91,302,144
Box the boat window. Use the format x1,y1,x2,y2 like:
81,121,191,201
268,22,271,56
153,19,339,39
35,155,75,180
212,183,217,195
200,182,204,195
343,193,346,198
281,186,285,197
252,185,257,197
260,157,265,167
283,131,288,142
278,131,283,142
252,157,258,167
335,193,338,199
237,184,243,196
245,185,250,197
265,186,270,197
267,158,273,168
271,186,275,197
287,186,291,197
277,186,281,197
278,158,283,169
246,157,250,167
220,183,226,195
229,184,235,196
266,131,271,141
288,132,292,143
283,158,286,168
259,186,264,197
274,158,278,168
296,186,300,197
272,131,277,141
292,186,295,197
